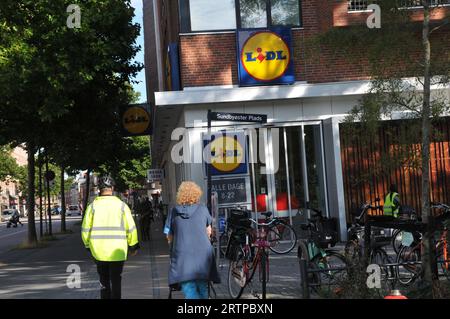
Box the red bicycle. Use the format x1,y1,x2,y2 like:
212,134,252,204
227,218,271,299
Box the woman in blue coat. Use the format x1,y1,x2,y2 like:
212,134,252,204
164,181,220,299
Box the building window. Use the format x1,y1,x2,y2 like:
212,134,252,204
179,0,302,33
238,0,302,28
239,0,268,28
348,0,450,11
184,0,237,31
271,0,302,26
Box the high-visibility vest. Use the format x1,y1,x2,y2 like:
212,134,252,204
383,192,399,218
81,196,138,261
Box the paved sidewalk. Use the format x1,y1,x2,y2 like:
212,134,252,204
146,218,303,299
0,219,154,299
0,215,304,299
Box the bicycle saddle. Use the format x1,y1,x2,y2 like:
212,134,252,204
261,211,272,218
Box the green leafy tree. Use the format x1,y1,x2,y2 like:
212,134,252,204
0,0,142,243
100,136,151,193
0,145,20,182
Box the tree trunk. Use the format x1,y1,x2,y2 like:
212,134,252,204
26,142,38,245
420,0,438,296
82,169,91,216
60,166,66,233
45,155,52,236
38,149,43,238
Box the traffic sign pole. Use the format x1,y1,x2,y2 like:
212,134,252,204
45,154,53,236
207,109,212,215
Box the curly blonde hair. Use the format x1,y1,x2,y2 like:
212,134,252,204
176,181,203,206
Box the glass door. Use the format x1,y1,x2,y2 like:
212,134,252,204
248,123,328,226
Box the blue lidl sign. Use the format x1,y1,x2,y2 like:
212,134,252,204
204,132,248,176
237,28,295,86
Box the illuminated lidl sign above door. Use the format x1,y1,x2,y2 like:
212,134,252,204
237,28,295,86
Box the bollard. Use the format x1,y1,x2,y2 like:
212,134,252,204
299,258,310,299
384,289,407,299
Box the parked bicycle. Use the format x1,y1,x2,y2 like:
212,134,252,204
227,211,271,299
396,202,450,285
298,206,347,296
220,207,297,256
345,198,391,264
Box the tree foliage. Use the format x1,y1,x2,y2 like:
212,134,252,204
318,0,450,296
0,0,143,243
99,136,151,193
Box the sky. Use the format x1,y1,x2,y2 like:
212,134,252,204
130,0,147,104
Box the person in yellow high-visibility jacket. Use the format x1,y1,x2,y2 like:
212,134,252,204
82,174,139,299
383,184,400,218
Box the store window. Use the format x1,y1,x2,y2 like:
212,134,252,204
179,0,302,33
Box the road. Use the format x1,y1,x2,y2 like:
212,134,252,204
0,215,82,256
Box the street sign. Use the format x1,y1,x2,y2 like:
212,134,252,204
211,177,248,205
210,112,267,123
147,169,164,182
45,170,56,181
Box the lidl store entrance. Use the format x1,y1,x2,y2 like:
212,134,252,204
213,122,329,230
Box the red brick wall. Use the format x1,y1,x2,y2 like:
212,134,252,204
333,1,450,27
178,0,449,88
179,29,371,87
179,34,238,87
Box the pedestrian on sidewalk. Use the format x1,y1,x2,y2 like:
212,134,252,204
81,174,140,299
164,181,220,299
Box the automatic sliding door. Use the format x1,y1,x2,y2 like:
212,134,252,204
304,125,328,216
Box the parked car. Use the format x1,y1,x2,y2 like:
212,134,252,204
67,205,81,216
1,209,18,222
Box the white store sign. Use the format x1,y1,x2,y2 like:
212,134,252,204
147,169,164,182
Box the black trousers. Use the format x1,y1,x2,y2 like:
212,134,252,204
96,260,125,299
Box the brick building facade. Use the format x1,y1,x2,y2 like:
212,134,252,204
143,0,450,240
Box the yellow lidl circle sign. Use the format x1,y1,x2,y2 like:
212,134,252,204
238,29,294,86
210,136,244,173
122,106,151,135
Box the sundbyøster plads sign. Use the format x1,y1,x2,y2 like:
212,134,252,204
237,28,295,86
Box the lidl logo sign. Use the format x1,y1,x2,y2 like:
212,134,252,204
210,136,244,173
121,103,152,136
237,28,294,86
204,132,247,176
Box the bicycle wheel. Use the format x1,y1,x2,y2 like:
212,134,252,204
391,229,403,255
238,249,269,299
344,240,361,264
369,247,392,296
268,221,297,254
227,249,247,299
260,250,267,299
436,241,450,281
310,251,348,297
369,247,391,265
396,245,421,286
